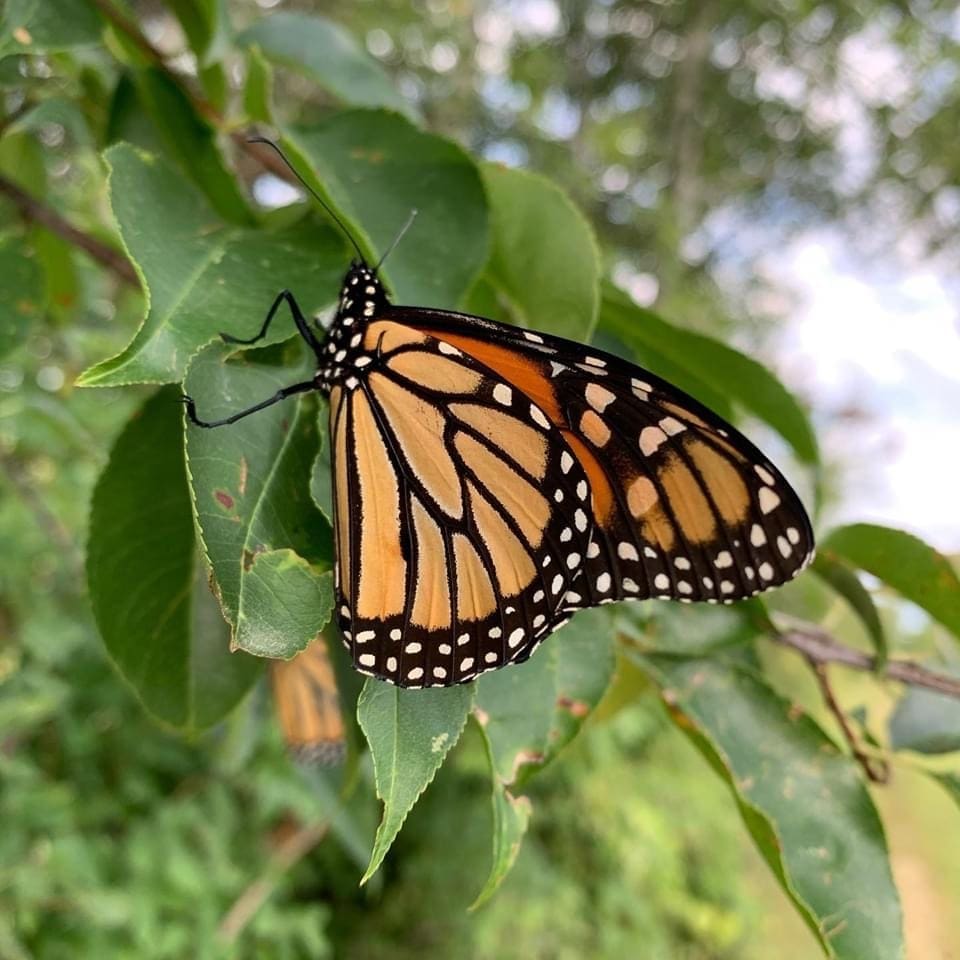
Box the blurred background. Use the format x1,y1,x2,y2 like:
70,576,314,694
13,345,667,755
2,1,959,957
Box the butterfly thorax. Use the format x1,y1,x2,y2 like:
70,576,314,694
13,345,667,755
316,262,390,394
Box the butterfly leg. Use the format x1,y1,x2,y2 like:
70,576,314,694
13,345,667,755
181,379,316,428
220,290,324,360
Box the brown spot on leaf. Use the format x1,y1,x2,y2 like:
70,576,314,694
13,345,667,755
215,490,234,510
556,695,589,718
13,26,32,44
243,548,256,572
238,456,248,497
507,749,545,785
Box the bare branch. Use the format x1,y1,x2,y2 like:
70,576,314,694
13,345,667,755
0,173,140,288
773,620,960,699
217,819,329,944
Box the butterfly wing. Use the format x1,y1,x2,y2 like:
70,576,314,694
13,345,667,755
329,319,595,688
271,636,345,763
389,305,815,611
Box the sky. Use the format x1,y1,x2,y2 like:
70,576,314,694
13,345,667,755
769,228,960,552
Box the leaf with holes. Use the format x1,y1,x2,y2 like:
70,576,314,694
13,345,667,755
632,651,904,960
358,680,474,884
184,341,334,659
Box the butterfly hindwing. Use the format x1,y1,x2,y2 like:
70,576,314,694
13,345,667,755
329,320,595,687
389,305,815,611
271,637,345,763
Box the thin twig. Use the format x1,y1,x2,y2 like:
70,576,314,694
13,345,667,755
806,658,890,783
0,173,140,287
90,0,300,185
217,819,329,944
773,620,960,700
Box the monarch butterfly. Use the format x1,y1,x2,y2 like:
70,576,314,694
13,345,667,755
271,636,345,763
184,141,814,690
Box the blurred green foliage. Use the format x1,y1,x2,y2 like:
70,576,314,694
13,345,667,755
2,1,960,957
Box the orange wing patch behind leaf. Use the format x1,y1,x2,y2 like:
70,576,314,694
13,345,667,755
272,638,344,762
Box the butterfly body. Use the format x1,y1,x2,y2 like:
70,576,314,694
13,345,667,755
186,257,814,690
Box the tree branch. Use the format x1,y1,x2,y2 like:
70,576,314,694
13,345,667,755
218,818,329,943
0,173,140,288
772,619,960,699
90,0,300,185
806,658,890,783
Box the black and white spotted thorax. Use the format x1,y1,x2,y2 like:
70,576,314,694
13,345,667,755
315,262,390,394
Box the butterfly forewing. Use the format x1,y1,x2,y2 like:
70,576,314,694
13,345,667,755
389,305,815,612
330,320,594,687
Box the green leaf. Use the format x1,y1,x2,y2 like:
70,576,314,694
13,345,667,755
184,343,334,659
475,607,615,787
166,0,229,64
78,144,346,387
471,721,533,911
931,772,960,813
238,12,410,115
129,68,252,225
8,95,94,147
632,652,904,960
358,681,474,884
821,523,960,641
235,550,334,657
0,240,42,359
87,387,263,729
812,551,888,667
601,283,820,469
888,687,960,755
286,110,489,308
0,0,102,55
244,45,274,125
481,163,600,341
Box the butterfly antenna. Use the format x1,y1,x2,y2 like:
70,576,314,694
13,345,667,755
247,136,366,263
375,208,418,272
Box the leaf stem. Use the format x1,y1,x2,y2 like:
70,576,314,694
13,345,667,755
806,658,890,784
0,173,140,288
